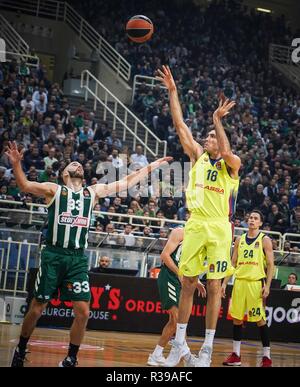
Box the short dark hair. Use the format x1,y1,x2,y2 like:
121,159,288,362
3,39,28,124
289,273,298,281
251,209,264,223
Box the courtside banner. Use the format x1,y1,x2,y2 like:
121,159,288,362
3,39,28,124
28,271,300,342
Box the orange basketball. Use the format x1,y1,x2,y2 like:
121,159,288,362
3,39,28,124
126,15,154,43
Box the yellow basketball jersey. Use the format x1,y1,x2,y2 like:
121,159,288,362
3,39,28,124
235,232,267,280
186,152,239,219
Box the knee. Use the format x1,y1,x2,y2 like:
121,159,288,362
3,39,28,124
75,307,90,324
30,302,45,318
182,277,197,294
207,280,221,296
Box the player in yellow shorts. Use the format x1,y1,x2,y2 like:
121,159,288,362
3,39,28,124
156,66,240,367
222,210,274,367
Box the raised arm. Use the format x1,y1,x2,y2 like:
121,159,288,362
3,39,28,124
156,66,203,163
5,142,57,203
262,236,275,299
213,98,241,178
91,157,173,199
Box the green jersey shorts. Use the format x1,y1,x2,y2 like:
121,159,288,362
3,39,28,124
157,266,181,310
33,245,91,303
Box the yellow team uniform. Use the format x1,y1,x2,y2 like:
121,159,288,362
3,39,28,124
230,232,267,322
179,151,239,279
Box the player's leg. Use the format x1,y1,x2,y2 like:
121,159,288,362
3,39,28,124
148,306,178,366
11,298,48,367
158,307,178,347
59,252,91,367
247,280,272,367
257,319,272,367
164,218,205,367
196,278,221,366
197,220,235,367
223,279,246,366
164,276,198,367
58,300,90,368
11,247,59,367
223,318,243,366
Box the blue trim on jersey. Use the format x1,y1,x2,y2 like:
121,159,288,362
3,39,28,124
209,156,222,167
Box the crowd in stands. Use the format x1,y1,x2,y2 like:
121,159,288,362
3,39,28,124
0,0,299,253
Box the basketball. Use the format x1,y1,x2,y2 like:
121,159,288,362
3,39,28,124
126,15,154,43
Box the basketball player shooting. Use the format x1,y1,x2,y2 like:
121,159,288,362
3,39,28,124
6,141,171,367
156,65,241,367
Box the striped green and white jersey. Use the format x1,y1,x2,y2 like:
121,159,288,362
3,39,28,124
170,243,182,269
46,185,95,250
162,242,182,274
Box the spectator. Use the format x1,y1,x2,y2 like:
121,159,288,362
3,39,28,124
267,204,287,233
251,184,265,209
160,197,178,219
97,255,111,269
280,273,298,289
120,224,135,247
106,130,122,151
248,167,262,186
130,145,149,168
238,177,253,210
43,147,58,169
110,149,124,169
289,187,300,210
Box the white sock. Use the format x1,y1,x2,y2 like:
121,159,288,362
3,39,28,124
233,341,241,356
175,323,187,344
263,347,271,359
153,345,164,357
203,329,215,348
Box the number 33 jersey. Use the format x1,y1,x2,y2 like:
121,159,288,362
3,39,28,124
46,185,95,250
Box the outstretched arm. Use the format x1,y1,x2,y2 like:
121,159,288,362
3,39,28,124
92,157,173,199
5,142,57,203
156,66,203,163
213,98,241,177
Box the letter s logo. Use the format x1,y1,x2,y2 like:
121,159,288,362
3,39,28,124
291,38,300,64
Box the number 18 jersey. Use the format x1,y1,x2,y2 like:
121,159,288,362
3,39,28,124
186,152,239,220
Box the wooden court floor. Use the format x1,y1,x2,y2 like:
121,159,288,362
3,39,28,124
1,323,300,367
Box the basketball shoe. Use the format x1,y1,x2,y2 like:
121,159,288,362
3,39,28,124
11,347,27,367
164,340,190,367
59,356,78,367
196,345,212,367
223,352,242,366
183,353,197,367
260,357,272,367
147,353,166,366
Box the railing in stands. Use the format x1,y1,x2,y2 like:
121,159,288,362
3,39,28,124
0,200,285,249
3,51,40,68
132,75,167,104
269,43,300,89
0,235,298,296
81,70,167,158
0,0,131,82
0,13,29,58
